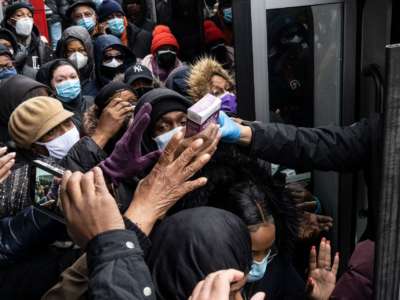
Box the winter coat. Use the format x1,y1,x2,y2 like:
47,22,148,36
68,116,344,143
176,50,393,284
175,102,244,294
122,0,155,32
0,22,53,79
248,114,382,239
46,0,75,24
56,26,98,97
187,56,235,101
0,206,65,266
93,34,136,87
141,53,183,84
330,240,374,299
35,59,94,131
42,218,153,300
126,22,152,59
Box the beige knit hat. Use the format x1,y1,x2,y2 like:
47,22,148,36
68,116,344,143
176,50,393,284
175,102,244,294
8,97,74,149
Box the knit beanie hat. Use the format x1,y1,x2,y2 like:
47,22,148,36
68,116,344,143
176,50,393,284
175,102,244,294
204,20,224,45
98,0,125,22
151,25,179,55
8,97,74,149
4,2,34,22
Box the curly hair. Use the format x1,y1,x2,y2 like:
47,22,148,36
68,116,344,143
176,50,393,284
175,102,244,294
170,144,299,258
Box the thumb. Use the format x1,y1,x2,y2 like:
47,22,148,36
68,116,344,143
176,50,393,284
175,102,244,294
250,292,266,300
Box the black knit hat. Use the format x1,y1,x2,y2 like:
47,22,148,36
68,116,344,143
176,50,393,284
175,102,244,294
4,2,34,22
95,81,133,112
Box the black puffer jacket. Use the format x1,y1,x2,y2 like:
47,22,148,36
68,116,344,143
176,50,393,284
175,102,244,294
126,22,152,59
248,114,382,239
46,0,75,24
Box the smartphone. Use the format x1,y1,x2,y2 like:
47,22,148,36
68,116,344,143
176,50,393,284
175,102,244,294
32,160,65,223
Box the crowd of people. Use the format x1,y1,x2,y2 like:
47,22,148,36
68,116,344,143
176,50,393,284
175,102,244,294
0,0,378,299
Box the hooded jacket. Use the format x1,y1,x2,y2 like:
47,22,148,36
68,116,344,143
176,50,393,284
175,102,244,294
94,34,136,87
0,75,49,143
164,64,190,98
1,20,53,79
35,59,94,130
187,56,235,101
147,207,252,300
133,88,192,155
56,26,98,97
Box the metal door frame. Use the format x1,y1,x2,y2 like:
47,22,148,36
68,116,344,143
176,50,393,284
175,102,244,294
233,0,358,267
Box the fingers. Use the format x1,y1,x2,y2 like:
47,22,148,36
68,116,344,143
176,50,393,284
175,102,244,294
0,152,15,183
324,240,332,269
128,111,151,152
182,153,211,180
297,201,317,211
157,130,184,166
174,138,204,174
93,167,108,193
81,171,95,201
60,170,72,216
331,252,340,276
318,238,327,268
66,171,83,208
250,292,266,300
179,177,208,197
142,150,162,169
309,245,317,271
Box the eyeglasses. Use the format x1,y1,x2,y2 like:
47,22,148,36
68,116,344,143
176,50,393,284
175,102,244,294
103,54,124,63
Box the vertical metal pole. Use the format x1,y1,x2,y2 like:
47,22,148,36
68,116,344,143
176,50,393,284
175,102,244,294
374,44,400,300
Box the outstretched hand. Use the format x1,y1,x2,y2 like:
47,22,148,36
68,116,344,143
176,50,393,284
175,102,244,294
124,125,220,235
100,103,161,184
307,238,339,300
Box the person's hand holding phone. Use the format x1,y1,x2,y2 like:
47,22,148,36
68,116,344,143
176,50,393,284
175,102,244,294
0,147,15,183
60,167,125,248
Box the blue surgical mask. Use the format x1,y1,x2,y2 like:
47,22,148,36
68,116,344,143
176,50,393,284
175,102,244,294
0,67,17,79
247,250,273,283
153,126,183,150
55,79,81,102
77,17,96,32
108,17,125,36
223,8,232,24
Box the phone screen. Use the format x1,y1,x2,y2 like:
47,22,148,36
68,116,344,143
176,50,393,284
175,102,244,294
34,167,64,221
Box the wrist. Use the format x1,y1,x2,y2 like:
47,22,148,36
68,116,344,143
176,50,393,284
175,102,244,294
124,200,157,236
92,129,112,149
238,125,252,145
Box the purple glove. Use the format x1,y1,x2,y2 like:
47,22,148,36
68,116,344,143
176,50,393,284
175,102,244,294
100,103,161,184
220,92,237,114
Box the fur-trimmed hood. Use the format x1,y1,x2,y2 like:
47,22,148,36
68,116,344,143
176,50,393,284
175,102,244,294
187,57,235,101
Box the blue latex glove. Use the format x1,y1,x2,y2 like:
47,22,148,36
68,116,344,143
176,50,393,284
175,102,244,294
218,111,241,143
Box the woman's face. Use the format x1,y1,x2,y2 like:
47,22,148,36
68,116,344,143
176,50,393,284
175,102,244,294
210,74,230,96
51,65,79,88
38,119,75,143
65,39,87,57
153,111,187,137
249,222,276,262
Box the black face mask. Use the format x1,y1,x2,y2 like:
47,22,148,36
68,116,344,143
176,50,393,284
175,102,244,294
156,50,177,70
101,64,126,80
133,86,153,99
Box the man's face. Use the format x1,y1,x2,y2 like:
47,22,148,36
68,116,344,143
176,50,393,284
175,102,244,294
72,5,96,22
153,111,187,137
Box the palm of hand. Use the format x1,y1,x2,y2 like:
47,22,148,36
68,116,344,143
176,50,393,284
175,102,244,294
309,268,336,300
